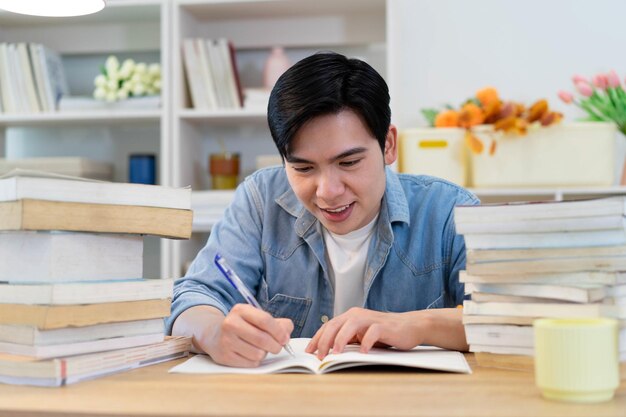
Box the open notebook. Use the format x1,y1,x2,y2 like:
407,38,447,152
169,338,471,375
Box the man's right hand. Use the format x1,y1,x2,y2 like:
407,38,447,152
172,304,294,367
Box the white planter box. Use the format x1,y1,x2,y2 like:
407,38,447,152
398,128,468,186
471,122,617,188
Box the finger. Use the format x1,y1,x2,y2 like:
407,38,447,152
359,323,383,353
315,319,345,359
225,306,284,354
231,304,291,346
305,324,325,353
230,335,270,363
331,319,361,354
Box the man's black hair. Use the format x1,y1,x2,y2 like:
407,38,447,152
267,51,391,160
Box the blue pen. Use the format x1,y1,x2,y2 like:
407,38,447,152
214,253,296,357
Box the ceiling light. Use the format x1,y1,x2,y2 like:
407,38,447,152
0,0,105,17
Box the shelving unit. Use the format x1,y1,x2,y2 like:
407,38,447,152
169,0,389,277
0,0,170,279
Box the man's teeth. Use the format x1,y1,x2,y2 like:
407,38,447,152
326,204,350,213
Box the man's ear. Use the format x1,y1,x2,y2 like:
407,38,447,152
384,124,398,165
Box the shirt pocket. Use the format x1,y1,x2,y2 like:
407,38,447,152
257,278,312,337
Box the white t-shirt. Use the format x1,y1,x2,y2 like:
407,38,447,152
323,215,378,316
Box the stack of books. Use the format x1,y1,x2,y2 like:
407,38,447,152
0,157,113,180
454,197,626,378
181,37,243,110
0,170,193,386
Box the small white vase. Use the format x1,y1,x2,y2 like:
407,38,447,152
263,47,291,90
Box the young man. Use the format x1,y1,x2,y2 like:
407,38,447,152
168,52,479,367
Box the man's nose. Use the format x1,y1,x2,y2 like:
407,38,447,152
316,169,345,201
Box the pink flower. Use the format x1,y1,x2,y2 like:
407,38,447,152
572,74,588,84
607,70,620,88
592,74,609,90
575,81,594,97
558,90,574,104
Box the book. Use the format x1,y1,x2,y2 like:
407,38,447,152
217,38,242,108
169,338,471,375
464,282,608,303
0,332,164,359
0,232,143,283
181,38,211,109
0,336,191,387
29,43,69,111
469,292,572,304
0,298,171,330
0,318,165,345
465,255,626,275
463,300,625,319
16,43,41,113
463,314,536,326
454,197,626,224
467,245,626,263
0,199,192,239
465,324,534,348
456,214,626,235
0,169,191,210
460,270,626,285
0,278,173,305
463,229,626,250
0,157,113,180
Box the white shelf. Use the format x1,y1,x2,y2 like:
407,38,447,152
178,108,267,124
0,111,162,127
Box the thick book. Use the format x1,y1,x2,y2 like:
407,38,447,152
0,232,143,283
454,197,626,224
463,229,626,250
464,282,609,303
169,338,471,375
463,300,625,319
459,270,626,285
464,253,626,275
0,199,192,239
0,169,191,210
462,314,536,326
0,298,171,330
0,318,165,345
456,214,625,235
0,332,164,359
0,336,191,387
470,292,574,304
0,278,173,305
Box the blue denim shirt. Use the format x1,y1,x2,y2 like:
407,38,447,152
166,166,479,337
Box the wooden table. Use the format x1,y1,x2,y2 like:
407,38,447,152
0,354,624,417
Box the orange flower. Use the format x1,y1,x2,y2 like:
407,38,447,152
476,87,499,107
458,103,484,128
434,110,459,127
464,130,484,154
540,111,563,126
526,99,548,123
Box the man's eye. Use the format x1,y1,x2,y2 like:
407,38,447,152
292,166,312,173
340,159,361,167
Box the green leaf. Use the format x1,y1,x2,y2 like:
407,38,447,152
421,108,439,127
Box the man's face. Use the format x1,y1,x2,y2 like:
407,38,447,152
284,109,397,235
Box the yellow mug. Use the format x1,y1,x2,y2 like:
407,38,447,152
534,318,619,403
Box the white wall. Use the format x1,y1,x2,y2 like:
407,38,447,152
389,0,626,128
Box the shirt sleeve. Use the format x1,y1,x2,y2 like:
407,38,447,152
165,177,266,334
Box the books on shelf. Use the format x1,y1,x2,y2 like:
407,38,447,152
460,270,626,286
0,278,174,305
463,282,610,303
0,157,113,181
0,199,192,239
181,37,243,110
0,298,171,330
463,229,626,250
0,336,192,387
0,169,191,210
169,338,471,375
463,300,625,319
0,319,165,346
0,232,143,283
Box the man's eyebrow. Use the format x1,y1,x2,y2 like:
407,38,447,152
285,147,368,164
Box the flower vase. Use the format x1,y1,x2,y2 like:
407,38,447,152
263,47,291,90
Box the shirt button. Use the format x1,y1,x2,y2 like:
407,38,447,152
321,315,329,323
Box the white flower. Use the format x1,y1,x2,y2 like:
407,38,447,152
105,91,117,102
148,63,160,77
116,88,129,100
106,79,119,92
94,74,107,88
93,87,107,100
105,55,120,74
134,62,147,74
132,83,146,96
